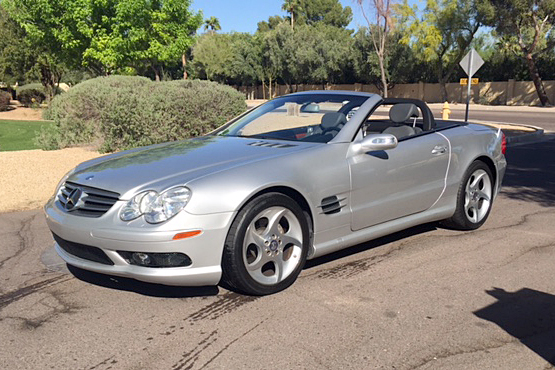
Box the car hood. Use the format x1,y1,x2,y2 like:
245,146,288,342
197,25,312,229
67,136,316,198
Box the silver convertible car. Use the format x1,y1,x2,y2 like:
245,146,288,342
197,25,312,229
45,91,506,295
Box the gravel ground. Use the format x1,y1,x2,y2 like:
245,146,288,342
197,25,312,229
0,147,101,213
0,105,44,121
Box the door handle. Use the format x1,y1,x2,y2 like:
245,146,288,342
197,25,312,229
432,145,447,155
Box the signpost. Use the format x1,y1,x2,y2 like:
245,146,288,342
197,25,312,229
459,48,484,122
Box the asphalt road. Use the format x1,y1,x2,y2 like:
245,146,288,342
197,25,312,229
1,135,554,369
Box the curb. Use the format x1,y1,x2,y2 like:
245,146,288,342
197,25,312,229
470,120,545,146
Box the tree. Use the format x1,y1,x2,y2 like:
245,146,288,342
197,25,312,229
86,0,203,81
298,0,353,28
477,0,555,106
191,33,235,83
0,5,38,87
204,16,221,33
282,0,303,29
3,0,81,100
397,0,482,101
257,16,286,32
353,27,427,88
5,0,202,86
356,0,394,97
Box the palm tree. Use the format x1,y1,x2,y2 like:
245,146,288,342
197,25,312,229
204,16,221,34
282,0,302,29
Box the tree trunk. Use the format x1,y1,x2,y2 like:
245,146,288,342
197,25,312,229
436,61,448,102
262,80,266,100
524,53,550,106
153,66,161,82
378,54,388,98
269,76,273,99
182,54,188,80
39,64,56,103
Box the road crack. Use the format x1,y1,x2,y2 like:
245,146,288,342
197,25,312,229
0,213,37,269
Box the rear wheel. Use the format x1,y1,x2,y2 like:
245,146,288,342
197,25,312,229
221,193,309,295
442,161,494,230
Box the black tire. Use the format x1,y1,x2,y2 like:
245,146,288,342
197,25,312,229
441,160,494,230
221,193,310,295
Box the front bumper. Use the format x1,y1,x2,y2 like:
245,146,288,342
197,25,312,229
44,197,235,286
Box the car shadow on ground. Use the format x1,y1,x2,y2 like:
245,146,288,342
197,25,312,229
502,134,555,207
304,222,438,269
67,264,219,298
474,287,555,365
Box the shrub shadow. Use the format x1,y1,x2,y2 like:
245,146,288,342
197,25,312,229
474,287,555,365
501,134,555,207
67,264,219,298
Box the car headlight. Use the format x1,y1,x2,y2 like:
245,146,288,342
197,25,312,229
120,187,191,224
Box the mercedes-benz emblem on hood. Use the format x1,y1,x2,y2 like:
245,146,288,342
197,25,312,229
65,188,83,211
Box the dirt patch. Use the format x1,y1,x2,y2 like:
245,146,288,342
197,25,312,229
0,148,102,213
0,106,45,121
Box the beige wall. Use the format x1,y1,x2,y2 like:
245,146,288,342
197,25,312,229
235,80,555,106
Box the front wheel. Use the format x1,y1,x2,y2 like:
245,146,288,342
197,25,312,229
221,193,309,295
442,161,494,230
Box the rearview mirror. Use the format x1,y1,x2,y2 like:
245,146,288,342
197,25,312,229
360,134,398,152
301,103,320,113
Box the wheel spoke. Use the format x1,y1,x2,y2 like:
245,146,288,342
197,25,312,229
281,234,302,248
266,208,288,236
245,225,266,247
467,206,478,223
477,190,490,203
246,250,270,272
471,171,486,189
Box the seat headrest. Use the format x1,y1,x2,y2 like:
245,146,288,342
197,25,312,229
321,112,347,129
389,103,419,124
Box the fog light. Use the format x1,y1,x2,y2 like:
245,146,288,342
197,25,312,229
132,252,151,265
118,251,192,268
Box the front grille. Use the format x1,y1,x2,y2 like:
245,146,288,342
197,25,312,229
58,181,120,218
53,233,114,265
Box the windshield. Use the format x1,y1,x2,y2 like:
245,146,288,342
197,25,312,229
213,94,369,143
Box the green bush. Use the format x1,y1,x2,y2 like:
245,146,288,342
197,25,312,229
0,90,11,111
39,76,246,152
17,83,47,107
17,83,64,107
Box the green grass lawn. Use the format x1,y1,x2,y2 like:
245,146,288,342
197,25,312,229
0,119,52,151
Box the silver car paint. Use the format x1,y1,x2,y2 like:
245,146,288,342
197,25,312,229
45,91,507,286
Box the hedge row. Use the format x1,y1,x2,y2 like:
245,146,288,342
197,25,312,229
38,76,247,152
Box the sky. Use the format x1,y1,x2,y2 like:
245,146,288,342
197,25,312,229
191,0,383,34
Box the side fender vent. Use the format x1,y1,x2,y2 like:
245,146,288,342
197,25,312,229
319,195,346,215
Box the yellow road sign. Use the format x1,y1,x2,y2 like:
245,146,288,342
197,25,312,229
460,78,479,85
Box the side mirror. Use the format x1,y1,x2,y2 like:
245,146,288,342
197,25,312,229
360,134,398,152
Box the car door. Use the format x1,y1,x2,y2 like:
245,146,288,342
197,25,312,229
349,132,450,231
